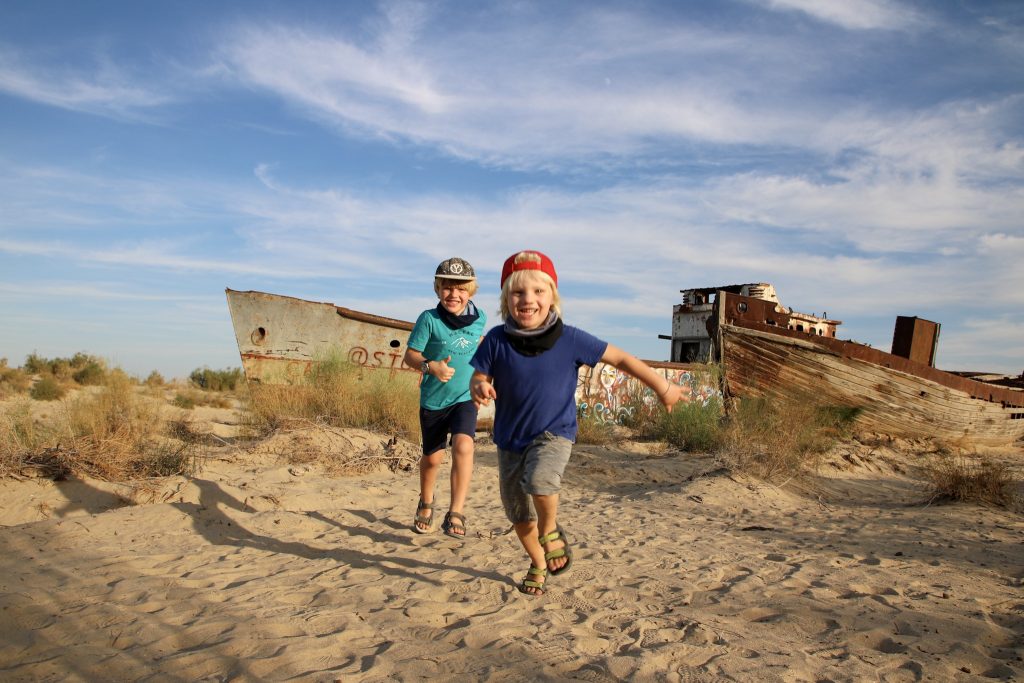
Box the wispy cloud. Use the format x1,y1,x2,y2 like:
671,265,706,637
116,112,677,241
0,45,172,119
752,0,925,30
0,1,1020,375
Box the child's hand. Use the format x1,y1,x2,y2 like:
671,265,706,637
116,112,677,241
471,378,496,408
659,382,686,412
434,356,455,383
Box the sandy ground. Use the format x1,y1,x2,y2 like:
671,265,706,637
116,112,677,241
0,404,1022,682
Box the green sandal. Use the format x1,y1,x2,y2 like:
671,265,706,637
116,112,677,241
517,566,548,596
413,499,435,534
539,527,573,576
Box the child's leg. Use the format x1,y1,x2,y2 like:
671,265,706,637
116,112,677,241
513,520,546,564
446,401,478,520
520,434,573,574
498,447,547,594
448,432,474,515
534,493,568,573
415,405,453,532
416,448,445,531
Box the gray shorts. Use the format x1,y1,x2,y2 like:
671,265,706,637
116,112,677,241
497,432,573,524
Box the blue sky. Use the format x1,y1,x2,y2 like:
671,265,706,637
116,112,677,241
1,0,1022,379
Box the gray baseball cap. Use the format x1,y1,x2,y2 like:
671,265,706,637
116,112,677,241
435,257,476,281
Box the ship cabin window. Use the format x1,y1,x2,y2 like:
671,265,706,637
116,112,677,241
765,319,776,325
677,342,702,362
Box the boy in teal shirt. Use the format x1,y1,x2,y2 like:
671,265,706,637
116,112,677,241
404,257,487,537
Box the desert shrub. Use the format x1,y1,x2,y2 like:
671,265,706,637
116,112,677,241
23,351,104,378
172,388,232,410
716,395,859,482
30,376,66,401
172,393,197,409
189,366,244,392
56,371,199,479
72,361,106,386
144,370,165,387
50,358,75,379
575,407,616,445
617,385,663,439
925,456,1019,509
1,370,203,481
655,398,724,452
0,399,52,475
0,363,32,398
612,364,724,441
247,353,420,441
23,352,49,374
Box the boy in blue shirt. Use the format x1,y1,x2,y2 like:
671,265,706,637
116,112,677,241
470,250,683,595
404,257,487,538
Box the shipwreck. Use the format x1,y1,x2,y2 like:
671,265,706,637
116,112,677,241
224,289,720,428
664,283,1024,447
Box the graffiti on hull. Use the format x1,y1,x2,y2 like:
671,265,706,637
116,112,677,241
576,363,720,425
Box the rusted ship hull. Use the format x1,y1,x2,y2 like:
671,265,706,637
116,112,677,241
225,289,720,425
226,288,416,385
712,291,1024,447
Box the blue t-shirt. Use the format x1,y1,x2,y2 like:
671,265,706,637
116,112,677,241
470,324,607,452
408,305,487,410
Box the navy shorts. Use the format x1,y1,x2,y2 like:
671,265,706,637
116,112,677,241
420,400,478,455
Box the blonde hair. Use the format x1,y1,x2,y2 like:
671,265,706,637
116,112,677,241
434,277,478,297
499,269,561,320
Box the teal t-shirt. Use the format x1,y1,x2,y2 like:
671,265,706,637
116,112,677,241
407,304,488,410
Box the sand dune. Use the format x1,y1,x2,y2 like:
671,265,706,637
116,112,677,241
0,422,1021,682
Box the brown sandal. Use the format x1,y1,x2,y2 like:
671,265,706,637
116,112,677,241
413,500,435,534
441,511,467,538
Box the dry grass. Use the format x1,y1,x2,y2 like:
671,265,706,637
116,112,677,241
0,360,32,399
258,419,420,476
245,353,421,443
616,383,664,439
575,408,616,445
0,371,205,481
0,399,47,474
716,396,859,483
172,387,234,410
924,454,1020,509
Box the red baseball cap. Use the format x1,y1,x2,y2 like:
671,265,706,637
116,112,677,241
500,250,557,288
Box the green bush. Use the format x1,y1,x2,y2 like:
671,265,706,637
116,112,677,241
72,361,106,386
30,376,66,401
189,366,244,392
23,352,48,374
655,399,724,452
23,351,106,379
172,393,197,409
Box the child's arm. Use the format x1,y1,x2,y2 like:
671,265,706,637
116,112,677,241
403,348,455,382
470,370,496,408
600,344,684,412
